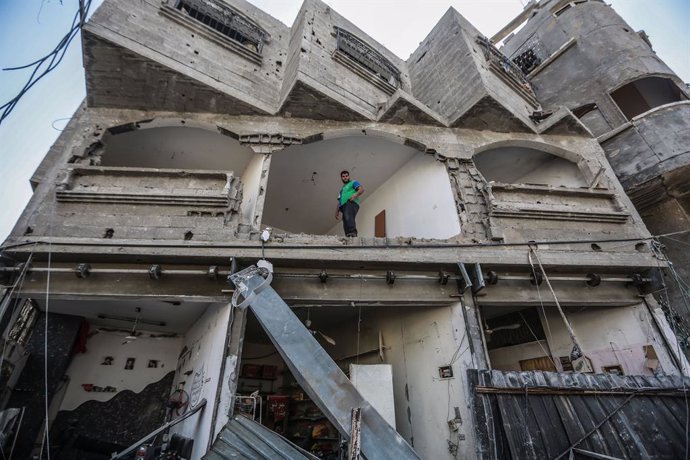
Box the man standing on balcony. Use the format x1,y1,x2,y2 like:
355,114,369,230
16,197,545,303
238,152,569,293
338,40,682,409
335,170,364,237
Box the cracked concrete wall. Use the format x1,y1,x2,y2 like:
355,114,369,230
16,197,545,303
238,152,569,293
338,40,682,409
85,0,290,113
408,8,537,131
6,105,651,255
281,0,410,120
503,0,690,327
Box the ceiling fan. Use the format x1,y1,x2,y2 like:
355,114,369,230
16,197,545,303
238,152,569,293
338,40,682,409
123,307,142,344
483,322,521,341
304,309,336,346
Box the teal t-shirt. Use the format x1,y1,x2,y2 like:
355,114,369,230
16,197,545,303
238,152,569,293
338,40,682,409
338,180,362,206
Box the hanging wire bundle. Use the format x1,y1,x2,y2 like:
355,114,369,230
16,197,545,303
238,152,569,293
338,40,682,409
0,0,92,126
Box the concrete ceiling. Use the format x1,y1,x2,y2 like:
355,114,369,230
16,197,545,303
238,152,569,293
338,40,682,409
35,298,212,334
262,136,419,234
102,126,256,172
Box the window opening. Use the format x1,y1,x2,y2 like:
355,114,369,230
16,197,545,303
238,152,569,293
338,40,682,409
610,76,687,120
484,308,546,351
554,0,590,16
334,27,401,88
572,103,597,118
174,0,266,53
512,48,542,75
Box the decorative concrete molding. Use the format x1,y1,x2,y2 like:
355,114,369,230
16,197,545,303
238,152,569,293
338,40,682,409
56,166,238,211
486,182,629,223
238,133,302,153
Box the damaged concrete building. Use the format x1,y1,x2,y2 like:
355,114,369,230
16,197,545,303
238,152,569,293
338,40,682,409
1,0,689,459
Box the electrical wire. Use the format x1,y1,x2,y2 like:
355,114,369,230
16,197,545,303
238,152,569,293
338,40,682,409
8,407,25,460
529,246,584,360
527,248,556,363
0,0,92,126
653,240,690,459
4,228,690,253
517,311,558,370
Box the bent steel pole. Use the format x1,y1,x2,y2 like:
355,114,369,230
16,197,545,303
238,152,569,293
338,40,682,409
229,266,420,460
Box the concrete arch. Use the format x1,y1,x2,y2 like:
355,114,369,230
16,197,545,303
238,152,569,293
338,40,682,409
473,140,588,188
104,117,241,140
262,127,459,238
98,118,252,172
474,139,584,164
301,127,430,153
607,72,687,96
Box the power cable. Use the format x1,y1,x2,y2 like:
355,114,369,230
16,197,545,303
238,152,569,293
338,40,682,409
5,228,690,253
653,240,690,459
529,246,584,360
517,310,558,370
40,243,52,460
0,0,92,126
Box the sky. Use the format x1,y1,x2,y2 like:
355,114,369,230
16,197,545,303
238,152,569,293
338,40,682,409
0,0,688,242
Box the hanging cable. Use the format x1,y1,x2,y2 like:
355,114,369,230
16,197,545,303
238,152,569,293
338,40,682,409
0,0,92,125
527,249,555,359
652,239,690,459
528,246,584,360
517,311,558,370
40,243,52,460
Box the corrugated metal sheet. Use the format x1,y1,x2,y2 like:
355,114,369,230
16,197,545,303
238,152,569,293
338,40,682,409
203,415,318,460
469,370,690,460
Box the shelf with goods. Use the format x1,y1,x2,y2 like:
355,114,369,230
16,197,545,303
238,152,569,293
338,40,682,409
237,363,279,394
286,395,340,457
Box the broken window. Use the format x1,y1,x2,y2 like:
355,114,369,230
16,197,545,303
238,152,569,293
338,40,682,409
610,76,687,120
172,0,267,53
510,34,548,75
333,27,401,89
512,48,542,75
473,146,587,188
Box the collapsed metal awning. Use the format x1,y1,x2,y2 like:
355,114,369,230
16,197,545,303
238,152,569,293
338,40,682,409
226,266,420,460
204,415,317,460
469,369,690,460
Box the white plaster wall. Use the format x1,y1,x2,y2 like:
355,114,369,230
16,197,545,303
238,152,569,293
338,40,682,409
327,155,461,238
488,340,552,371
541,304,680,375
350,364,396,429
321,304,475,460
59,330,182,411
170,303,232,459
239,154,267,227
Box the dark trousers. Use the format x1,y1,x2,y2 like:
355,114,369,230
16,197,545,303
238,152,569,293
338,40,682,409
341,201,359,236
